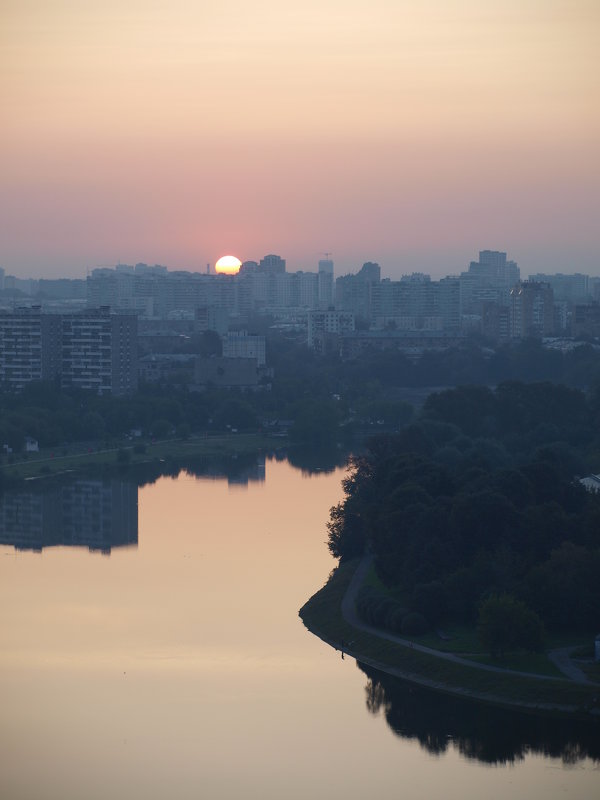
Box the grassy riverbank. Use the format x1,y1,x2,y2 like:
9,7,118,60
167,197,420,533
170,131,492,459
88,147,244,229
299,561,600,717
2,433,282,482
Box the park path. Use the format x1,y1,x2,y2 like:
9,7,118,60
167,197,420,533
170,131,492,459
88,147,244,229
548,647,594,684
341,556,595,685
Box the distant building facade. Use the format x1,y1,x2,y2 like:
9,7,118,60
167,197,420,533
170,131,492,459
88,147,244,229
509,281,554,338
0,307,61,389
336,262,381,321
572,303,600,338
318,258,334,309
459,250,520,316
222,331,266,366
0,307,137,394
529,273,590,305
307,310,355,349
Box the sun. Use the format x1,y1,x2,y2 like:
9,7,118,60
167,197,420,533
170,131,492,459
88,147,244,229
215,255,242,275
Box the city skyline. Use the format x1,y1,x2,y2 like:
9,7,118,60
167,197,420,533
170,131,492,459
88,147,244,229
0,247,597,284
2,2,598,279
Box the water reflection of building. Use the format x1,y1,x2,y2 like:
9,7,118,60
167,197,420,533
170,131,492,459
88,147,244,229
226,459,266,486
0,480,138,554
188,457,266,487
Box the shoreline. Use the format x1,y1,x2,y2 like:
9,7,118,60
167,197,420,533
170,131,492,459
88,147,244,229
0,432,283,484
299,560,600,719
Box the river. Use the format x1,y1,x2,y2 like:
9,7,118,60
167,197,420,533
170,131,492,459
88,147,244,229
0,457,597,799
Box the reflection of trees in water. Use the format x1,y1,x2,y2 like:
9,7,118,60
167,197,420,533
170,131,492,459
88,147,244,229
359,662,600,765
285,445,349,476
119,446,350,486
130,452,264,488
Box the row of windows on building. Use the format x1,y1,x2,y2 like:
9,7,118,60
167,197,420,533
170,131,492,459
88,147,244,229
0,308,138,394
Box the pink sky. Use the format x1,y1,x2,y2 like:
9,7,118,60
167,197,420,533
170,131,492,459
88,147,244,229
1,1,598,279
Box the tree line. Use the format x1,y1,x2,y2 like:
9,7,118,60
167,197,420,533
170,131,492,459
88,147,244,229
327,381,600,653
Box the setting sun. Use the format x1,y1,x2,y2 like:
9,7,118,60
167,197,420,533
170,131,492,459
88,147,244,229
215,255,242,275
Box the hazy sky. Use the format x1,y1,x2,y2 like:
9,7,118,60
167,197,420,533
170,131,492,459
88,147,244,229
1,1,598,278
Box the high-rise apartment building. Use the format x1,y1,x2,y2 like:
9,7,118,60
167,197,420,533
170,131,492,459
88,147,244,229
0,307,62,390
258,254,286,274
0,307,137,394
368,274,460,332
318,259,334,309
509,281,554,339
335,262,381,320
460,250,520,315
62,308,137,395
0,307,44,389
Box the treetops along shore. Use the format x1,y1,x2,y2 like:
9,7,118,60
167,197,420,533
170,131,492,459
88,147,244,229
3,333,600,500
326,381,600,657
3,334,600,454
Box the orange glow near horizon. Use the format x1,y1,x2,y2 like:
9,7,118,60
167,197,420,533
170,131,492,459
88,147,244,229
215,255,242,275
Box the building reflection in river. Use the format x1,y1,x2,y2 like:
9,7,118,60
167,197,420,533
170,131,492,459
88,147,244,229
1,459,598,800
0,480,138,554
0,456,271,554
187,457,266,487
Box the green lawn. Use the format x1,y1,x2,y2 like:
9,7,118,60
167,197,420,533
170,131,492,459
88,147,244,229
413,625,483,654
464,652,564,678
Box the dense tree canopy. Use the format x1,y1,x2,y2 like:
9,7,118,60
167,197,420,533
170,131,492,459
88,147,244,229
327,382,600,640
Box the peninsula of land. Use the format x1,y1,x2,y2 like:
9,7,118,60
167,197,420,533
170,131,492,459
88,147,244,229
301,381,600,717
300,558,600,717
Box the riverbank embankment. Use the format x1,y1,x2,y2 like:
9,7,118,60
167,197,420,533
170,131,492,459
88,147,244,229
299,560,600,719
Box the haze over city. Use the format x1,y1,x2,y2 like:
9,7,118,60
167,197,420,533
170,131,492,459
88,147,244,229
2,1,598,278
2,4,600,799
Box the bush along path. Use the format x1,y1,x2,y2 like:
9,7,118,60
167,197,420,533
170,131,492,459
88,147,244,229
300,558,600,718
344,556,595,683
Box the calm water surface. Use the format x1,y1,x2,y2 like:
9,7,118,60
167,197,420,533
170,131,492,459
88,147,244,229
0,458,598,799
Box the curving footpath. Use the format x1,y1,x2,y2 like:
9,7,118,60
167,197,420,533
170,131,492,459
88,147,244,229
328,556,600,716
548,647,593,684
